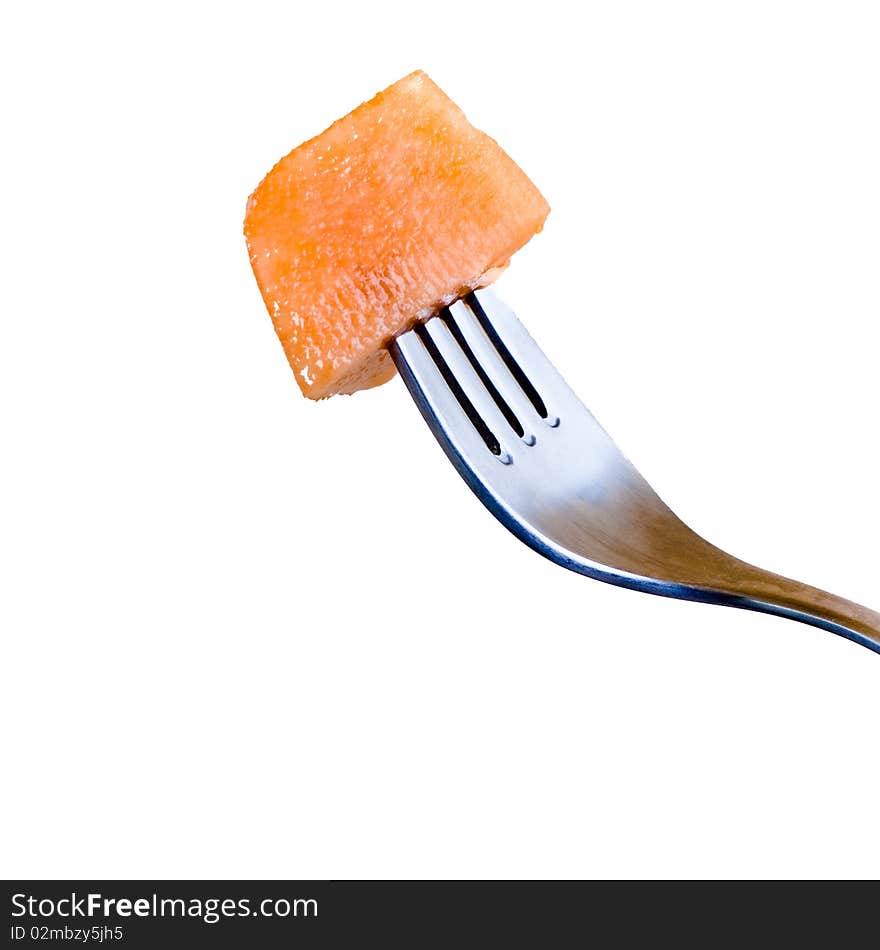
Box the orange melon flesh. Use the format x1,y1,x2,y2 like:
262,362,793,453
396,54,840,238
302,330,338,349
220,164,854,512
244,70,549,399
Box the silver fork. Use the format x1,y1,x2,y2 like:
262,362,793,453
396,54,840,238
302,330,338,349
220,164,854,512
390,289,880,655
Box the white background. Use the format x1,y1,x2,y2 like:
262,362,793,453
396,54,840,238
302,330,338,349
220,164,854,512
2,1,878,879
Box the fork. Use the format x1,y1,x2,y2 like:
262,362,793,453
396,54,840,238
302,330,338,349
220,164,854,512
389,289,880,655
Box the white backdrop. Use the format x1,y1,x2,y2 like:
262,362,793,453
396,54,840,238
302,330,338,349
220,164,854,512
2,1,878,879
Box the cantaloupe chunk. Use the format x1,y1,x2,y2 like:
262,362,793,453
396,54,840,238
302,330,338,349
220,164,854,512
244,70,549,399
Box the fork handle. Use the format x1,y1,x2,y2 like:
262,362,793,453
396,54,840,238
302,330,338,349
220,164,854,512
715,563,880,655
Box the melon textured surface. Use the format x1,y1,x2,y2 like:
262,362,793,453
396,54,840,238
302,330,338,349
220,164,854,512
244,70,549,398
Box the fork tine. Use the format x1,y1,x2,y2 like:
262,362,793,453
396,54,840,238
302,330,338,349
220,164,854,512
391,328,509,468
447,299,542,442
467,289,572,423
422,317,520,461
